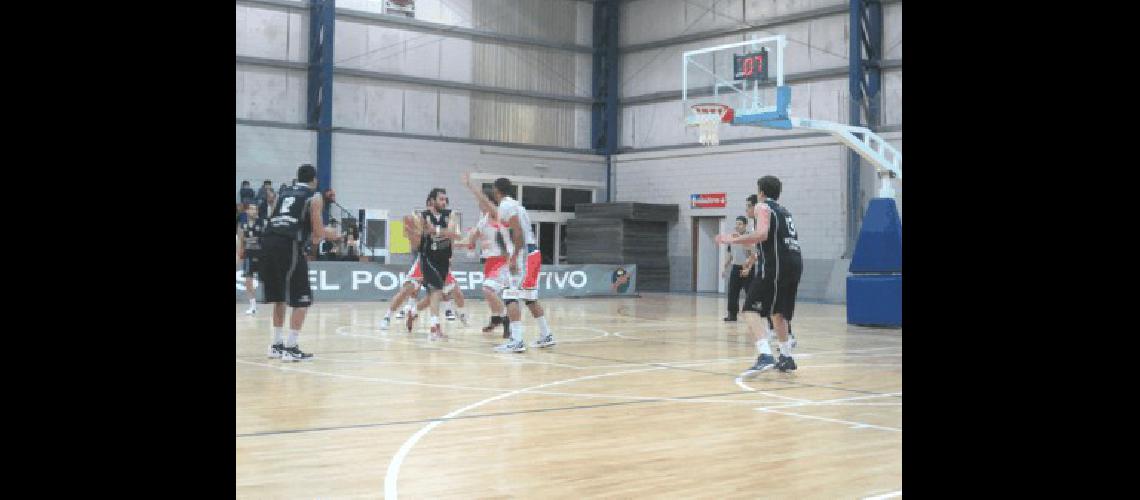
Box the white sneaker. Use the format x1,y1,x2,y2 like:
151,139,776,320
458,312,468,326
380,317,390,330
245,305,257,315
268,343,284,359
494,340,526,353
395,309,406,319
532,335,556,348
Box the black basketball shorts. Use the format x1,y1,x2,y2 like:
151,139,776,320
419,254,450,292
259,235,313,308
742,254,803,320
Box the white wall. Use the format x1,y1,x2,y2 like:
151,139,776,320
236,126,318,197
235,4,308,123
237,0,593,149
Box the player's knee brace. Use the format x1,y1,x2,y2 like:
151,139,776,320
524,300,536,306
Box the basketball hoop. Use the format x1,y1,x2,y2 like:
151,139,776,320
688,104,734,146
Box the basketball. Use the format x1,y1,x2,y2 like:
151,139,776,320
403,214,421,233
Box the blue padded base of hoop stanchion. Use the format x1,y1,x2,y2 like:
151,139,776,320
846,274,902,327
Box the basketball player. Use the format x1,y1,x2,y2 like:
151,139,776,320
406,188,462,341
261,164,340,361
461,173,555,353
380,199,433,331
460,209,511,337
719,176,802,374
745,194,795,348
722,216,752,322
238,203,264,315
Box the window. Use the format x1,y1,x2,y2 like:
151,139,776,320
365,219,387,248
559,224,568,264
522,186,556,211
560,188,593,213
539,222,556,265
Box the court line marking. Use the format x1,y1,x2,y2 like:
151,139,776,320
342,323,902,400
335,325,612,370
598,317,903,349
334,325,788,371
748,392,903,432
237,388,773,438
757,392,902,409
236,358,795,406
733,378,810,401
250,324,902,428
236,359,506,394
864,490,902,499
529,346,903,398
384,365,666,500
754,407,902,433
336,328,588,370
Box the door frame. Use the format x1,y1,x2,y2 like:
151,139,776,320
691,216,726,292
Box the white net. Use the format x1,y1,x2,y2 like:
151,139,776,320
690,105,729,146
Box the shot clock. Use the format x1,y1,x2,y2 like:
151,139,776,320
733,48,769,81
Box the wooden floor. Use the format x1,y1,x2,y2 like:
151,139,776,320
236,294,902,499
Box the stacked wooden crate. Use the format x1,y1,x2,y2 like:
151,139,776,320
565,203,678,291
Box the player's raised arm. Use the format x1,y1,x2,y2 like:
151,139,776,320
462,172,499,218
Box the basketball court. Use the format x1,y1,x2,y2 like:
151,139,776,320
237,0,902,497
237,295,901,498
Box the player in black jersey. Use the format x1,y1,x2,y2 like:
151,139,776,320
744,194,796,353
238,203,264,315
260,164,341,361
720,176,803,374
406,188,462,341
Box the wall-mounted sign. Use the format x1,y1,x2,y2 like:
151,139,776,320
690,193,726,209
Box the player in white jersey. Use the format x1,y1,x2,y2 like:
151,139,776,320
459,209,511,337
462,174,555,353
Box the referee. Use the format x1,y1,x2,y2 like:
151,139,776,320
723,216,753,322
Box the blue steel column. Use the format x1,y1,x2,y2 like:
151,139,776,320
864,0,882,128
847,0,863,257
592,0,620,200
308,0,335,222
847,0,884,255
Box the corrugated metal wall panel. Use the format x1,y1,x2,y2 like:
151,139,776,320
471,0,584,149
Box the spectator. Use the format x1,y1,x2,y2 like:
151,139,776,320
239,181,256,205
256,180,273,203
258,186,277,222
319,220,341,261
344,229,360,260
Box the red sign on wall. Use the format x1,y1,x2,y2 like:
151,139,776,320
690,192,727,209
